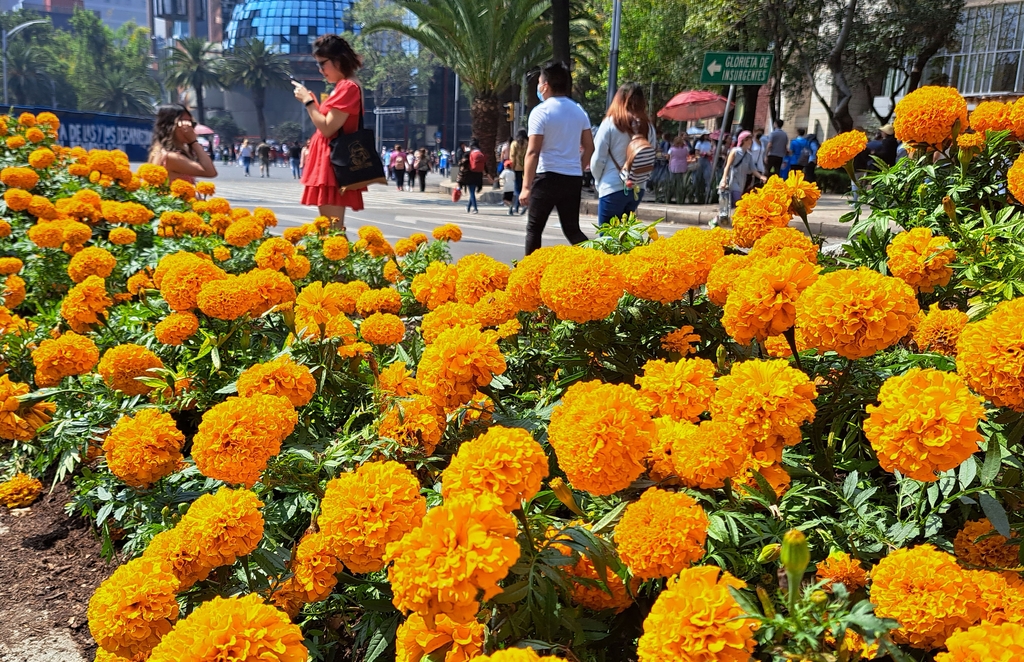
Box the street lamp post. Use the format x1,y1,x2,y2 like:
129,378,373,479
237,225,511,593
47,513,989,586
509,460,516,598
606,0,622,108
3,19,47,106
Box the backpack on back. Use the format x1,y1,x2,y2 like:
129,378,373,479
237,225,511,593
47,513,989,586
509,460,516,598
612,131,657,190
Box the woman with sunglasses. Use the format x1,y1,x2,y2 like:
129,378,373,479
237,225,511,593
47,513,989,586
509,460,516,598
291,34,365,231
147,104,218,184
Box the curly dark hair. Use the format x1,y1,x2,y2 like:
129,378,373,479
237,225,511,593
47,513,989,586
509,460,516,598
312,34,362,79
149,104,190,159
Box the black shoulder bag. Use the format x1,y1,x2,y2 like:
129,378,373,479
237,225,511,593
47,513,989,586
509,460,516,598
328,86,388,193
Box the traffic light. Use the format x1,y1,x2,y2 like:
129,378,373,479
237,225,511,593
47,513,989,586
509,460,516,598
505,102,515,123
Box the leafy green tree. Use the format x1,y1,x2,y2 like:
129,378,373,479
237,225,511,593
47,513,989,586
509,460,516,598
163,37,222,123
78,65,158,116
274,120,304,144
5,41,59,107
221,38,292,140
367,0,551,172
206,113,243,144
348,0,436,109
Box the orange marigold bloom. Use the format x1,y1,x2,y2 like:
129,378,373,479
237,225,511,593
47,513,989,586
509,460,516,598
0,472,43,507
17,112,35,127
195,181,215,195
212,245,231,262
454,253,510,305
191,394,297,487
87,556,180,659
196,275,256,320
356,287,402,316
319,460,426,574
660,325,701,355
293,281,346,336
749,226,819,264
615,487,708,579
636,565,756,662
386,497,520,626
25,127,44,143
2,273,25,308
971,100,1011,134
472,290,518,327
731,176,794,247
796,267,919,359
506,245,573,312
245,268,297,317
0,220,10,238
817,130,868,170
322,236,350,261
887,227,955,293
914,304,968,356
0,375,54,441
865,368,984,482
378,360,417,396
955,519,1020,570
237,355,317,407
285,254,310,280
433,223,462,241
0,258,23,277
67,246,117,283
169,179,195,200
31,331,99,387
723,255,820,344
335,279,369,314
548,380,656,495
102,409,185,488
28,194,57,219
394,237,418,256
1009,154,1024,203
550,528,637,612
816,550,869,591
937,621,1024,662
272,532,343,609
61,275,112,333
146,593,305,662
420,302,479,343
468,649,562,662
107,227,136,245
154,312,198,346
416,326,506,410
126,271,153,296
159,254,227,311
411,261,459,311
635,357,715,422
441,425,548,512
957,132,985,150
621,239,697,303
6,135,25,149
785,169,821,216
379,394,446,454
870,544,982,650
667,227,728,287
894,86,968,146
253,207,277,227
223,217,265,247
28,147,55,169
3,188,31,211
360,312,406,345
661,418,751,489
539,248,622,323
966,569,1024,626
957,299,1024,410
98,344,164,396
255,237,296,271
395,612,484,662
0,166,39,190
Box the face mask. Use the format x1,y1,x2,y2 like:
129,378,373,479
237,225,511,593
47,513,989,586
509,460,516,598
537,88,545,102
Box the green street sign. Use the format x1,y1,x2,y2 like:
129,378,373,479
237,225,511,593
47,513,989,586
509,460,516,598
700,52,774,85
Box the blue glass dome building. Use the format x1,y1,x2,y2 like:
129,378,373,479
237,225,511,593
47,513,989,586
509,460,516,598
225,0,357,54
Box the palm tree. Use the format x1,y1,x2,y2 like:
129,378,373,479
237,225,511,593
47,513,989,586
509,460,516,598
221,38,291,141
5,41,58,107
367,0,550,173
79,66,158,116
163,37,221,123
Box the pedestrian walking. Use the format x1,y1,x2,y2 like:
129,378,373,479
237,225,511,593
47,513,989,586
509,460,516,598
765,119,789,177
415,147,430,192
694,132,714,195
288,141,302,178
299,139,310,177
520,61,594,255
804,132,819,183
461,138,487,213
718,130,766,223
750,128,765,174
147,104,218,185
509,129,527,214
500,159,516,212
439,149,449,178
290,33,366,230
257,140,271,177
590,82,658,226
390,145,406,191
239,139,253,176
789,128,811,176
877,124,898,166
667,135,690,203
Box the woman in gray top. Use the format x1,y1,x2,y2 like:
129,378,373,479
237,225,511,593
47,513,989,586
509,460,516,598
719,130,766,212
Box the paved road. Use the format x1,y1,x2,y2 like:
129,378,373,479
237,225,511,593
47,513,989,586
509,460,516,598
208,163,579,264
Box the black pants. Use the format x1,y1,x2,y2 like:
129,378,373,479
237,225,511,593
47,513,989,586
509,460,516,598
525,172,586,255
418,170,427,191
765,155,784,177
803,161,817,183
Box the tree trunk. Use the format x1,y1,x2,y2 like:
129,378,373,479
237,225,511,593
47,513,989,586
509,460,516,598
254,86,267,140
194,83,205,123
826,0,858,133
740,85,760,131
471,95,500,176
551,0,571,69
907,35,945,92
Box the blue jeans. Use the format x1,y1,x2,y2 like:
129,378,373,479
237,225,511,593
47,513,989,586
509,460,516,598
597,188,644,226
466,184,478,212
242,156,252,175
290,157,300,178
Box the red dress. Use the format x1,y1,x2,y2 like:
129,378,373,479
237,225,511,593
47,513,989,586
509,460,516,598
300,79,365,210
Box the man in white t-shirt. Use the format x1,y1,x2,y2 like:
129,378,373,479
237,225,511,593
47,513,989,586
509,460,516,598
520,61,594,255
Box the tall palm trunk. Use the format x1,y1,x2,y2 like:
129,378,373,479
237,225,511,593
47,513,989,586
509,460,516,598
253,85,267,140
194,83,205,123
551,0,571,69
471,95,500,175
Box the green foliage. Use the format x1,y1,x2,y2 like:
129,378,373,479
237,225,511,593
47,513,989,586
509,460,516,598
273,121,304,145
162,37,222,122
221,38,292,139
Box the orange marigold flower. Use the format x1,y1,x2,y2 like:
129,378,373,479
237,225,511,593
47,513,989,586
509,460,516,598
67,246,117,284
293,281,347,336
379,394,446,454
169,179,195,200
966,569,1024,626
285,254,310,280
360,312,406,345
31,331,99,387
28,147,55,169
87,556,180,659
870,544,982,650
394,237,417,256
386,498,519,626
191,394,297,487
665,227,728,288
540,248,622,323
255,237,296,271
253,207,277,227
0,257,22,275
0,375,54,441
335,280,369,314
636,357,715,422
25,127,44,143
785,169,821,215
384,259,403,283
636,565,756,662
154,312,199,346
17,112,35,127
441,425,548,512
319,460,426,574
957,132,985,150
61,275,112,333
797,267,919,359
454,253,510,305
195,181,215,195
126,271,153,296
102,409,185,488
723,255,820,344
2,273,25,308
395,612,484,662
660,418,751,489
550,527,637,612
816,550,869,591
98,344,164,396
6,135,26,149
0,166,39,190
472,290,518,327
615,487,708,579
954,519,1020,570
894,86,968,146
416,326,506,410
468,649,561,662
3,188,32,211
0,220,10,238
146,594,305,662
731,175,794,247
410,232,429,245
323,236,350,261
936,621,1024,662
356,287,402,316
914,304,968,355
282,226,307,244
749,226,819,264
158,253,227,311
887,227,955,293
865,368,984,482
621,239,697,303
237,355,317,407
817,130,868,170
272,532,343,609
506,245,573,312
0,472,43,507
107,227,136,245
411,261,459,310
548,380,655,496
420,301,479,343
1010,154,1024,204
212,245,231,262
971,100,1010,134
246,268,297,317
196,275,256,320
223,217,264,247
957,299,1024,410
660,326,700,355
377,360,417,396
433,223,462,241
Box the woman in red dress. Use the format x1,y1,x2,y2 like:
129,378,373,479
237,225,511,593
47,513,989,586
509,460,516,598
291,34,365,231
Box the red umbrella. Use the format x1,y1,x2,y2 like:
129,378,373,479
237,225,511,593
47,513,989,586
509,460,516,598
194,123,215,135
657,90,732,122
